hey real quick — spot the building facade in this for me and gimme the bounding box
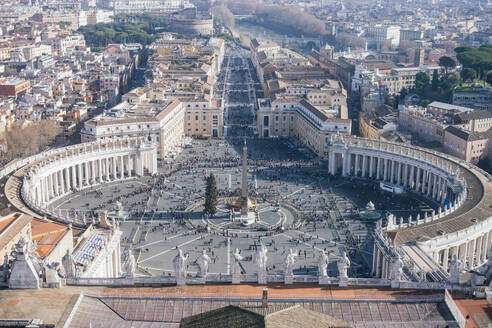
[257,98,351,156]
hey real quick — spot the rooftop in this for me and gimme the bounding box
[0,285,463,328]
[31,219,69,259]
[455,110,492,122]
[429,101,473,113]
[86,100,179,126]
[180,304,351,328]
[0,213,32,254]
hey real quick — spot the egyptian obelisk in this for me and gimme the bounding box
[241,139,248,216]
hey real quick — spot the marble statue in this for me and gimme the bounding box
[44,262,61,287]
[196,249,211,278]
[8,237,40,289]
[124,250,136,278]
[284,248,297,276]
[390,254,403,281]
[0,254,8,282]
[173,249,188,284]
[254,243,268,273]
[254,243,268,284]
[448,255,462,284]
[318,250,329,277]
[231,248,243,276]
[62,249,76,279]
[337,251,350,279]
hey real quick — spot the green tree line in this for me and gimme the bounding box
[78,13,167,47]
[455,45,492,81]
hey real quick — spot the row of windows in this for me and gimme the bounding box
[105,124,151,132]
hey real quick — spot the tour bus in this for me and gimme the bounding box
[379,182,404,194]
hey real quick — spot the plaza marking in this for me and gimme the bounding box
[53,180,150,210]
[282,177,326,200]
[138,234,209,264]
[134,232,186,249]
[279,233,323,252]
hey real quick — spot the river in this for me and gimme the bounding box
[232,20,295,45]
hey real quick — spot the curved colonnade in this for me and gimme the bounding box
[2,135,491,283]
[12,138,157,227]
[326,134,492,276]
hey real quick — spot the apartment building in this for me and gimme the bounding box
[183,99,223,138]
[452,86,492,111]
[379,66,441,95]
[443,126,492,164]
[453,110,492,132]
[0,79,31,99]
[398,105,445,143]
[257,98,351,156]
[81,99,185,158]
[81,93,223,158]
[365,25,400,47]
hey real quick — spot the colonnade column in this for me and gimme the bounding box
[369,156,374,178]
[127,155,132,177]
[59,170,65,195]
[106,158,110,180]
[391,160,395,184]
[53,171,59,196]
[425,172,431,197]
[362,155,367,177]
[480,232,489,263]
[49,174,54,198]
[432,174,438,199]
[91,161,95,184]
[442,248,449,270]
[376,157,381,180]
[383,159,388,181]
[120,156,124,179]
[113,156,117,179]
[78,164,82,188]
[98,159,103,182]
[397,162,402,185]
[84,162,88,186]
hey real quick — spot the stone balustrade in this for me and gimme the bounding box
[65,273,474,293]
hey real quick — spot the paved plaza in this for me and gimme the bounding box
[51,137,436,278]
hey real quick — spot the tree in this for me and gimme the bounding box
[486,71,492,85]
[460,68,477,82]
[439,56,456,75]
[477,157,492,174]
[204,173,218,216]
[454,45,492,80]
[431,69,439,91]
[420,99,430,107]
[2,120,59,162]
[211,5,235,29]
[414,72,430,94]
